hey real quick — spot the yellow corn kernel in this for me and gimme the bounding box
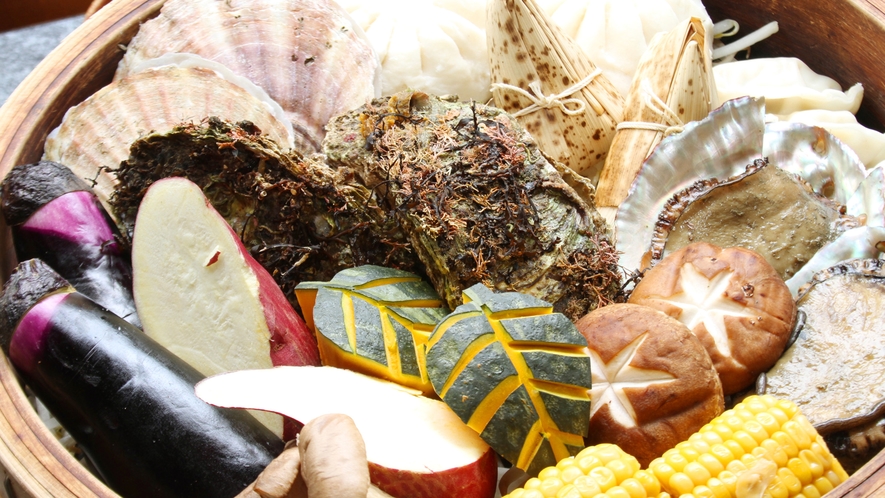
[759,439,789,468]
[634,469,661,496]
[813,475,835,494]
[777,467,803,495]
[732,430,759,452]
[539,466,562,481]
[782,420,812,449]
[560,464,585,484]
[590,466,617,491]
[722,440,746,460]
[709,443,736,467]
[650,460,676,487]
[571,475,602,497]
[503,441,663,498]
[717,470,738,496]
[576,454,603,474]
[683,461,712,485]
[648,396,847,498]
[607,458,637,483]
[538,476,564,497]
[697,453,725,477]
[555,483,581,498]
[771,431,800,459]
[801,484,822,498]
[705,477,731,498]
[664,451,689,472]
[692,484,716,497]
[787,457,813,486]
[525,478,543,490]
[755,411,780,436]
[667,472,696,496]
[619,477,648,498]
[603,487,632,498]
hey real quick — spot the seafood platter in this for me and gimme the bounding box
[1,0,885,496]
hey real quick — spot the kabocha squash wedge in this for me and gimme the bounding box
[425,283,592,476]
[295,265,450,396]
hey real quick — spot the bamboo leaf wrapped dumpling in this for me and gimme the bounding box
[537,0,714,98]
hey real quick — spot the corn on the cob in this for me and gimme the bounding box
[648,394,849,498]
[504,443,667,498]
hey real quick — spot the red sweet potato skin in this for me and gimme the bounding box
[368,447,498,498]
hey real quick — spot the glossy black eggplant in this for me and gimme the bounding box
[0,259,284,498]
[1,160,140,327]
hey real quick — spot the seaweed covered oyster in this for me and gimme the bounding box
[323,91,622,320]
[646,158,853,280]
[111,118,420,306]
[759,259,885,463]
[43,62,295,213]
[116,0,381,153]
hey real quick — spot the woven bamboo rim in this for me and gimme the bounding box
[0,0,884,495]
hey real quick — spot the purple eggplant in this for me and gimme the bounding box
[0,259,284,498]
[1,161,140,327]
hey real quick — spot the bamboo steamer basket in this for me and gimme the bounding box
[0,0,884,496]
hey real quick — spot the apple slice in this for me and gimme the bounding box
[131,177,321,436]
[196,366,498,498]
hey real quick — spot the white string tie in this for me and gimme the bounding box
[616,78,685,137]
[490,68,603,118]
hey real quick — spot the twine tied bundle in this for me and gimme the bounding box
[487,0,624,181]
[595,17,713,225]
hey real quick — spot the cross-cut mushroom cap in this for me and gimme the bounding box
[629,242,796,395]
[575,303,724,467]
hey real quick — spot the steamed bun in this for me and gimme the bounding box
[336,0,491,102]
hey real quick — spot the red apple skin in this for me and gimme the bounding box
[369,447,498,498]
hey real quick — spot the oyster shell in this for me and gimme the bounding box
[42,62,295,213]
[616,95,872,276]
[615,97,763,274]
[762,121,866,206]
[110,118,421,308]
[115,0,381,153]
[646,158,850,280]
[323,91,622,321]
[759,259,885,437]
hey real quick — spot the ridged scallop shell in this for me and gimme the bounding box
[115,0,381,153]
[43,62,295,212]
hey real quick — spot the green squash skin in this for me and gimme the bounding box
[351,295,389,366]
[8,292,283,498]
[426,284,593,474]
[313,286,354,354]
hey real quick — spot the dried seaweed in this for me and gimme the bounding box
[110,118,420,308]
[325,92,623,320]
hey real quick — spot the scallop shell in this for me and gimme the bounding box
[43,62,295,212]
[115,0,381,154]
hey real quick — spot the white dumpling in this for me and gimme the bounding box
[336,0,491,102]
[781,109,885,169]
[537,0,713,97]
[714,57,863,115]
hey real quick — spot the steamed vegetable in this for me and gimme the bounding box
[0,160,140,327]
[0,259,284,498]
[131,177,321,436]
